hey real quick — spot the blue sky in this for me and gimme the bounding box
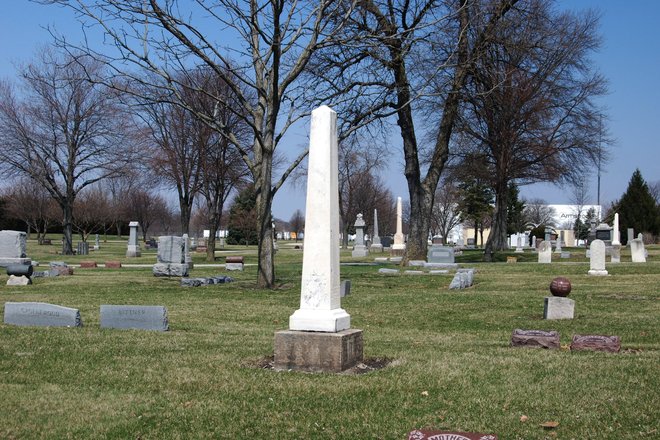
[1,0,658,221]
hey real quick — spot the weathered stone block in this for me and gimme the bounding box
[543,296,575,320]
[571,334,620,353]
[511,329,560,349]
[79,261,97,268]
[4,302,82,327]
[152,263,189,277]
[100,305,168,331]
[6,275,31,286]
[105,261,122,269]
[273,328,363,373]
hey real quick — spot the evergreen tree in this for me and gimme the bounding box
[615,169,660,243]
[457,178,494,246]
[226,186,259,246]
[506,183,526,235]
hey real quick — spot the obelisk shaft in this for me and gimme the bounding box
[289,106,350,332]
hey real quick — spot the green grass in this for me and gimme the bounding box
[0,240,658,439]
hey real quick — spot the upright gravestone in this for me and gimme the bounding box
[351,213,369,257]
[531,235,537,252]
[587,239,608,276]
[0,230,31,268]
[630,233,646,263]
[153,236,189,277]
[626,228,634,246]
[370,209,383,253]
[126,221,141,257]
[427,242,455,266]
[76,241,89,255]
[392,197,406,252]
[275,106,362,373]
[183,233,193,269]
[514,235,524,253]
[544,227,552,242]
[610,213,621,263]
[554,231,563,253]
[538,240,551,264]
[94,234,100,251]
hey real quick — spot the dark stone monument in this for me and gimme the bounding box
[408,430,498,440]
[511,329,560,349]
[76,241,89,255]
[570,334,621,353]
[549,277,571,297]
[4,302,82,327]
[100,305,169,331]
[340,279,351,297]
[225,255,244,271]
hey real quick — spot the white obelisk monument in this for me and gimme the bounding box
[275,106,363,372]
[289,106,350,332]
[392,197,406,251]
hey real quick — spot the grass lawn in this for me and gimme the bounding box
[0,239,658,439]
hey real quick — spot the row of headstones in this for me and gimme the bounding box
[537,237,647,268]
[3,302,169,331]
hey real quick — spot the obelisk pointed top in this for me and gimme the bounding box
[313,105,336,115]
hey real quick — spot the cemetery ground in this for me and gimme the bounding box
[0,240,658,439]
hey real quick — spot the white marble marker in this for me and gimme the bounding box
[392,197,406,250]
[289,106,350,332]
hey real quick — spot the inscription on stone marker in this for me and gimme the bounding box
[100,305,169,331]
[4,302,82,327]
[408,430,498,440]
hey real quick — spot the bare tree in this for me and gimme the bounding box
[124,189,170,242]
[2,180,59,243]
[523,199,556,227]
[72,186,112,242]
[455,1,607,259]
[314,0,519,263]
[0,49,137,254]
[289,210,305,242]
[649,181,660,205]
[45,0,353,287]
[431,180,462,244]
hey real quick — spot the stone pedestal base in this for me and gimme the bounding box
[544,297,575,320]
[289,308,350,332]
[587,269,608,276]
[126,245,141,258]
[390,248,405,256]
[153,263,189,277]
[274,328,363,373]
[611,245,621,263]
[351,246,369,257]
[370,244,383,253]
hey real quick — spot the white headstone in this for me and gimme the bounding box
[626,228,634,245]
[370,209,383,252]
[352,214,369,257]
[538,241,551,263]
[0,230,31,267]
[514,235,524,253]
[126,221,141,257]
[588,239,608,275]
[289,106,350,332]
[611,213,621,246]
[630,234,646,263]
[392,197,405,250]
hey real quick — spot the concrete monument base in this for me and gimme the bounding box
[126,245,141,258]
[370,244,383,253]
[351,246,369,258]
[543,297,575,320]
[587,269,609,276]
[274,328,363,373]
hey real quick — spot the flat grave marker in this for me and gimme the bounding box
[100,305,169,331]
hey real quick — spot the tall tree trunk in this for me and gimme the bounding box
[255,152,275,288]
[406,186,434,262]
[62,203,74,255]
[484,179,509,261]
[206,206,220,262]
[179,195,192,235]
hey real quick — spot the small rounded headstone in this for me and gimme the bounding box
[549,277,571,297]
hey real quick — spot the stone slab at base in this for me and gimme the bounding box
[289,308,350,332]
[511,329,560,349]
[587,269,609,276]
[370,244,383,253]
[571,334,621,353]
[273,328,363,373]
[0,258,32,268]
[544,296,575,320]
